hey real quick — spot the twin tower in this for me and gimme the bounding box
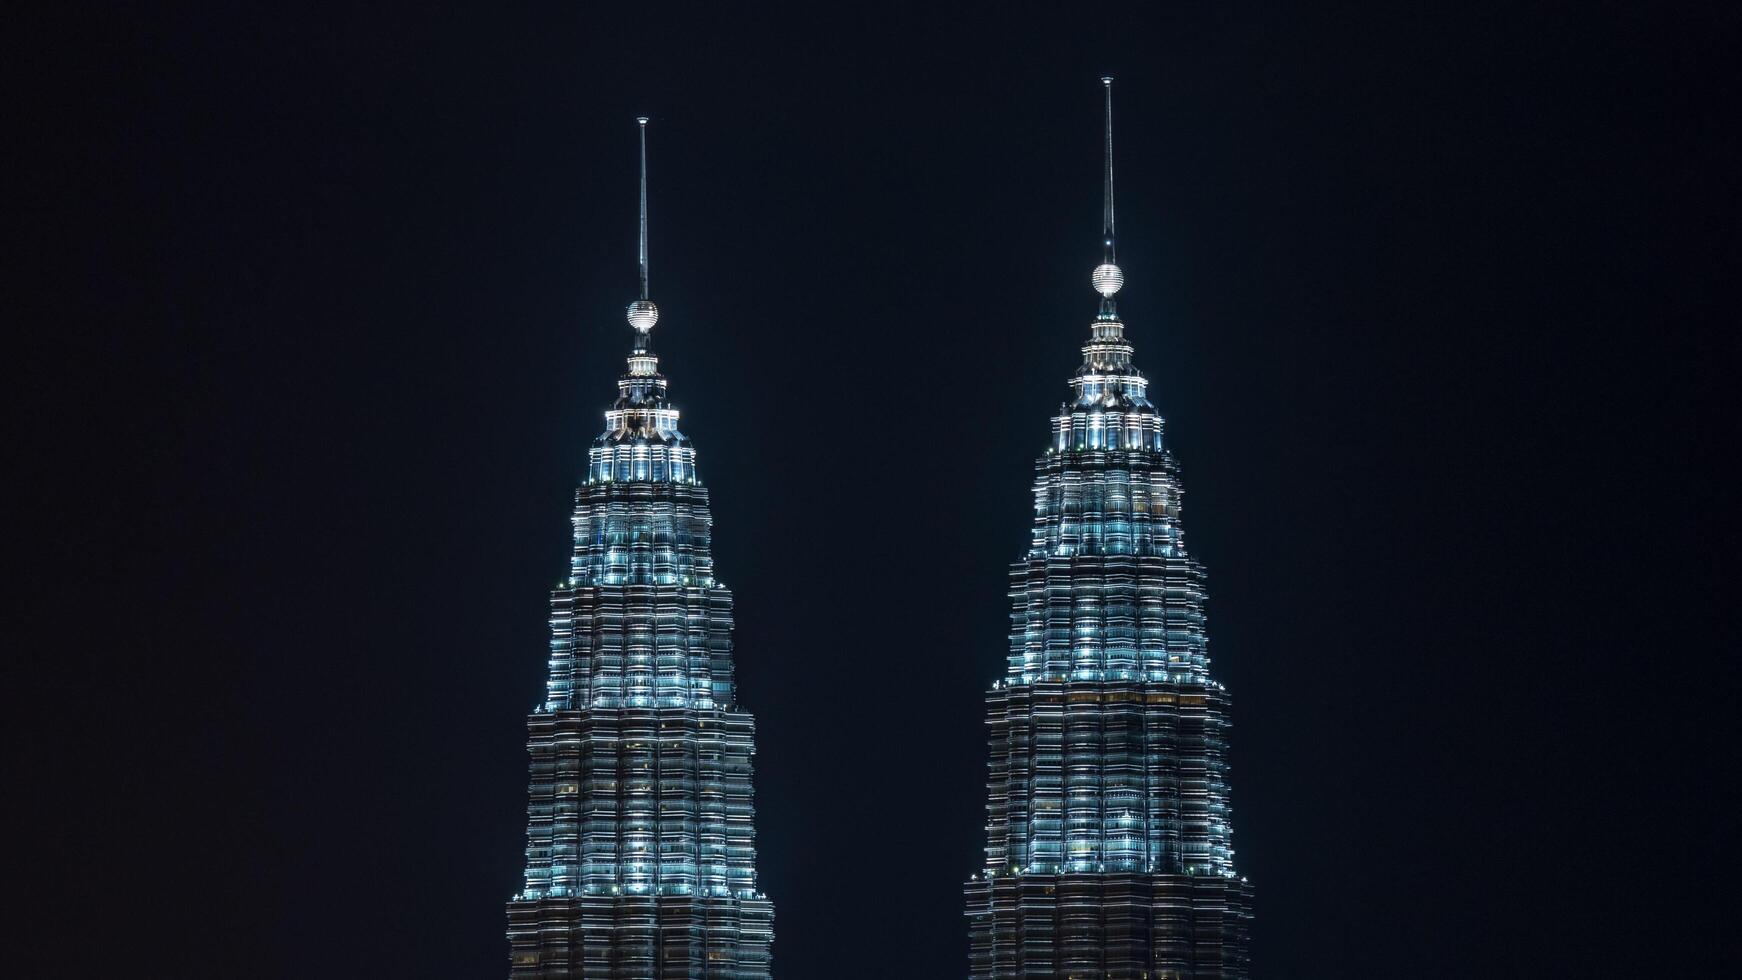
[505,80,1253,979]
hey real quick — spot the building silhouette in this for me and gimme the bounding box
[965,79,1253,979]
[507,119,774,979]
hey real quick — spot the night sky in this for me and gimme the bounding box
[14,3,1735,978]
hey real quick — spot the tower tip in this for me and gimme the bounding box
[1095,77,1121,305]
[634,116,652,311]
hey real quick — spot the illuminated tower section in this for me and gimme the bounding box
[965,79,1252,979]
[507,118,774,979]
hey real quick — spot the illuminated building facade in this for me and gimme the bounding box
[507,119,774,978]
[964,80,1252,978]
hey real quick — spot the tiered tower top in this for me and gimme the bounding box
[1062,76,1160,449]
[591,117,697,485]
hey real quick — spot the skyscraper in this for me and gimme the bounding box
[507,119,775,979]
[964,80,1253,978]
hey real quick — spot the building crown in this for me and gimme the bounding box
[590,116,696,484]
[1066,77,1154,423]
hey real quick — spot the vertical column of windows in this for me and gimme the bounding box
[582,721,620,889]
[983,685,1013,872]
[657,714,700,893]
[1102,685,1144,871]
[617,715,658,892]
[696,716,729,896]
[1027,682,1064,871]
[721,711,758,896]
[1063,690,1104,870]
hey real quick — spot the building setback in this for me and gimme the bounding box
[507,119,774,979]
[965,79,1253,978]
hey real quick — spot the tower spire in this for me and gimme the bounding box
[626,116,659,339]
[637,116,649,301]
[1102,75,1115,263]
[1091,77,1125,314]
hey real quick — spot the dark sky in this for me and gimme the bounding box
[14,2,1736,978]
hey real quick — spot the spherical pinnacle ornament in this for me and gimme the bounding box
[627,299,659,332]
[1092,263,1124,297]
